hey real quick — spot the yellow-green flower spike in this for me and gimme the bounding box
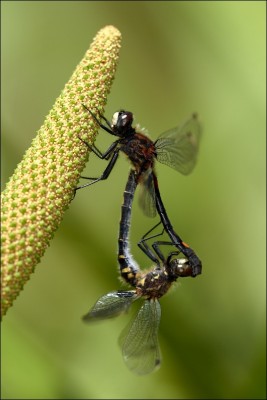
[1,25,122,318]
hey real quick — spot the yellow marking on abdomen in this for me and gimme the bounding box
[122,267,131,273]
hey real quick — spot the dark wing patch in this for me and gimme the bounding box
[138,169,157,218]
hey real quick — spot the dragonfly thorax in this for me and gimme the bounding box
[136,268,172,300]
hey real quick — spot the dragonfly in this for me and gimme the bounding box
[75,105,202,276]
[83,169,195,375]
[76,106,202,276]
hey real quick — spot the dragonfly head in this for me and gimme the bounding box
[112,110,134,136]
[169,258,193,278]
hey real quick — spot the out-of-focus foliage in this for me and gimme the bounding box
[1,1,265,399]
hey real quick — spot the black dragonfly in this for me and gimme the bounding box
[83,169,195,375]
[77,106,202,276]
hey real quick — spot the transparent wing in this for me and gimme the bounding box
[138,169,157,218]
[155,113,202,175]
[82,290,138,322]
[119,299,161,375]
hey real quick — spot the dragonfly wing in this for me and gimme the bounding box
[83,290,138,321]
[119,299,161,375]
[155,113,202,175]
[138,169,157,218]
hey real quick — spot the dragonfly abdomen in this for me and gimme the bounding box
[118,170,140,286]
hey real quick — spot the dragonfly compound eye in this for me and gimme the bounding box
[170,258,193,278]
[112,110,133,130]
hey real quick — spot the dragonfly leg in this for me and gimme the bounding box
[75,149,119,192]
[138,221,165,264]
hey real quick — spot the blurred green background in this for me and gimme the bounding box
[1,1,266,399]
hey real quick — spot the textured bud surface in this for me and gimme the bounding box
[1,25,121,317]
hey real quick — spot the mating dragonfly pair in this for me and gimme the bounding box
[76,106,202,375]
